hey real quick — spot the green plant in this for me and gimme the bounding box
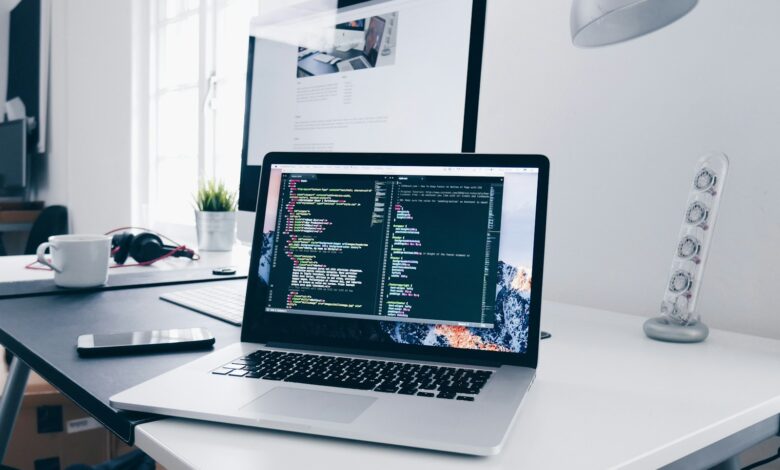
[194,179,237,212]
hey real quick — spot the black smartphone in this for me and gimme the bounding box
[77,327,215,357]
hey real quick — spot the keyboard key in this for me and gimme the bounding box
[228,370,248,377]
[211,368,232,375]
[456,396,475,401]
[417,392,435,397]
[437,391,456,399]
[262,374,285,381]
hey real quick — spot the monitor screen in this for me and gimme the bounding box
[0,119,26,192]
[255,162,540,355]
[238,0,487,213]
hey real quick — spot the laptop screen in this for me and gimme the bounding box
[254,161,541,356]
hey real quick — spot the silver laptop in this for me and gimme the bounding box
[111,152,549,456]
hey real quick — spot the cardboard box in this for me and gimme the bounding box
[1,348,143,470]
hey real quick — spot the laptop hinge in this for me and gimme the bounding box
[264,342,502,368]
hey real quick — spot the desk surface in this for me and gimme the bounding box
[0,279,245,443]
[134,302,780,470]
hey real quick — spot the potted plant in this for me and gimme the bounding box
[194,180,237,251]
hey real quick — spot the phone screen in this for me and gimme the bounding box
[90,328,213,347]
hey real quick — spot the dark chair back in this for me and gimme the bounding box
[24,205,69,255]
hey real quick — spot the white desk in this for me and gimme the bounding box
[133,302,780,469]
[0,245,251,284]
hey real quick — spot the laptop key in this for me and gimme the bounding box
[262,374,286,381]
[211,368,232,375]
[456,396,475,401]
[229,370,248,377]
[417,392,435,397]
[437,391,456,399]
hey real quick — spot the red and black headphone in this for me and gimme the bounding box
[108,228,198,266]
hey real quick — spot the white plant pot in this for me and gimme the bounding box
[195,211,236,251]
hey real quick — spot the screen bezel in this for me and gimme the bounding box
[242,152,549,369]
[238,0,488,212]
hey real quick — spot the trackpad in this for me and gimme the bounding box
[240,387,376,424]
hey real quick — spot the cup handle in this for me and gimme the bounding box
[36,242,62,273]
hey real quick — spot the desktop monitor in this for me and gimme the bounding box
[0,119,27,195]
[236,0,487,242]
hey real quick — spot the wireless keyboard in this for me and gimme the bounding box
[160,282,246,326]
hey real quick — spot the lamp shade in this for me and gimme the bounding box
[571,0,698,47]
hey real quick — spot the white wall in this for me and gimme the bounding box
[37,0,134,234]
[477,0,780,338]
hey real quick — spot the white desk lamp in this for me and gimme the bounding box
[571,0,698,47]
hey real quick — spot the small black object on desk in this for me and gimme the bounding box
[212,267,237,275]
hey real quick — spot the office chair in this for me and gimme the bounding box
[24,205,69,255]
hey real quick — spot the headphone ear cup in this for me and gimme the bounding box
[111,233,134,265]
[129,233,166,263]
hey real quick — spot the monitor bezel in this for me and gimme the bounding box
[238,0,488,212]
[242,152,548,369]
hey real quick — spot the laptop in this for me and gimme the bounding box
[337,16,386,72]
[110,152,549,456]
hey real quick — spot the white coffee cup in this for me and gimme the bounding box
[36,235,112,288]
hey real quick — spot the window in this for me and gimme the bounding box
[147,0,264,233]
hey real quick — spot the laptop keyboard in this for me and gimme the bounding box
[212,350,492,401]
